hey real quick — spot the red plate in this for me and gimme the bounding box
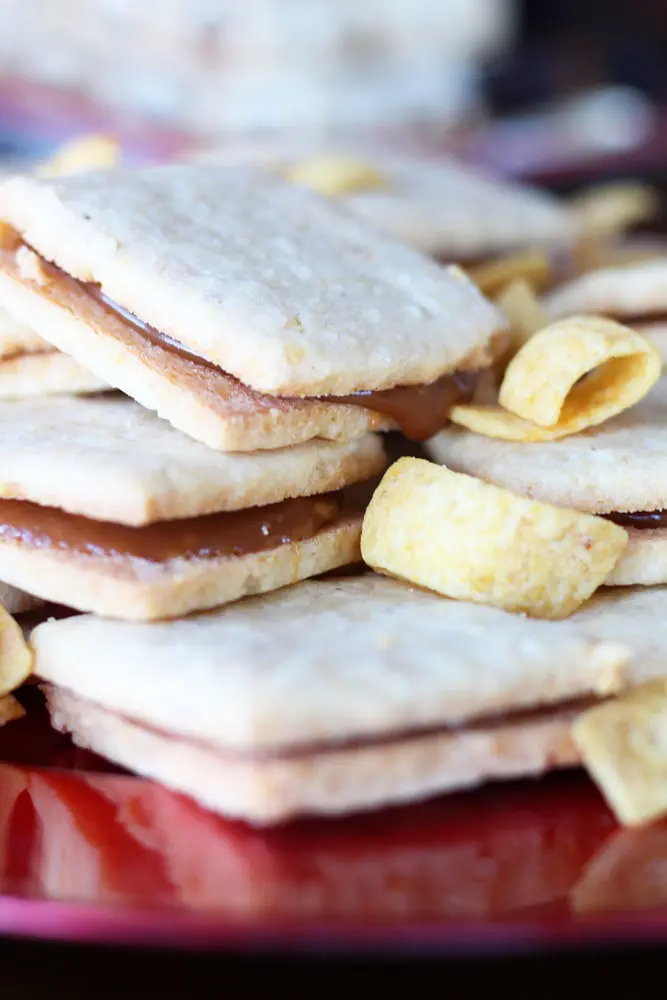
[3,689,667,956]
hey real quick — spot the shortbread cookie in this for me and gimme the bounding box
[32,574,630,822]
[0,301,106,398]
[0,501,365,620]
[428,378,667,586]
[545,259,667,321]
[0,166,505,449]
[195,142,578,259]
[0,395,385,524]
[0,304,47,358]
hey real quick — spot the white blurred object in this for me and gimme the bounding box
[472,86,658,175]
[0,0,516,135]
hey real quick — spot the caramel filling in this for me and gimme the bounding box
[32,251,480,442]
[604,510,667,530]
[617,312,667,326]
[0,491,353,563]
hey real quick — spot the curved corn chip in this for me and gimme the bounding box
[0,603,33,697]
[37,133,122,178]
[452,316,661,442]
[361,457,627,620]
[500,316,661,427]
[572,680,667,827]
[570,181,660,238]
[467,249,552,298]
[0,694,23,725]
[283,154,388,196]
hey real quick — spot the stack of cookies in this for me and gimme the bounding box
[1,145,665,831]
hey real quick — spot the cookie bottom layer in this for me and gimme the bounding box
[0,514,363,620]
[44,685,581,825]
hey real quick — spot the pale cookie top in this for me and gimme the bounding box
[0,303,47,358]
[428,378,667,514]
[196,141,578,257]
[0,396,385,525]
[31,574,628,753]
[545,259,667,320]
[0,165,506,396]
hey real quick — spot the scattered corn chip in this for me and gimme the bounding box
[361,457,627,620]
[571,181,660,238]
[467,249,552,298]
[572,680,667,827]
[0,603,33,697]
[451,316,661,442]
[0,694,23,725]
[495,279,548,345]
[492,278,549,377]
[37,133,122,177]
[283,154,388,196]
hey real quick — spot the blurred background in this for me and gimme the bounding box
[1,0,667,187]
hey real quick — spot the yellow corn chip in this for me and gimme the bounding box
[37,133,122,177]
[0,694,24,725]
[0,604,33,697]
[361,457,627,620]
[452,316,661,442]
[571,181,660,238]
[572,680,667,827]
[491,278,549,378]
[467,249,552,298]
[283,154,388,196]
[495,279,548,345]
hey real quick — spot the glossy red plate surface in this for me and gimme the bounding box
[3,689,667,955]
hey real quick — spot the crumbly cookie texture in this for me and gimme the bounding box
[427,378,667,515]
[0,165,505,396]
[0,256,394,451]
[196,141,578,257]
[0,395,385,524]
[31,574,628,753]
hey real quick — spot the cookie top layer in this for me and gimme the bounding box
[196,141,578,257]
[0,395,385,525]
[0,165,505,396]
[31,573,628,752]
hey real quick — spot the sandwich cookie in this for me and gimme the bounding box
[428,378,667,586]
[0,396,385,620]
[0,303,106,399]
[0,165,506,451]
[194,141,578,264]
[545,258,667,365]
[31,574,629,824]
